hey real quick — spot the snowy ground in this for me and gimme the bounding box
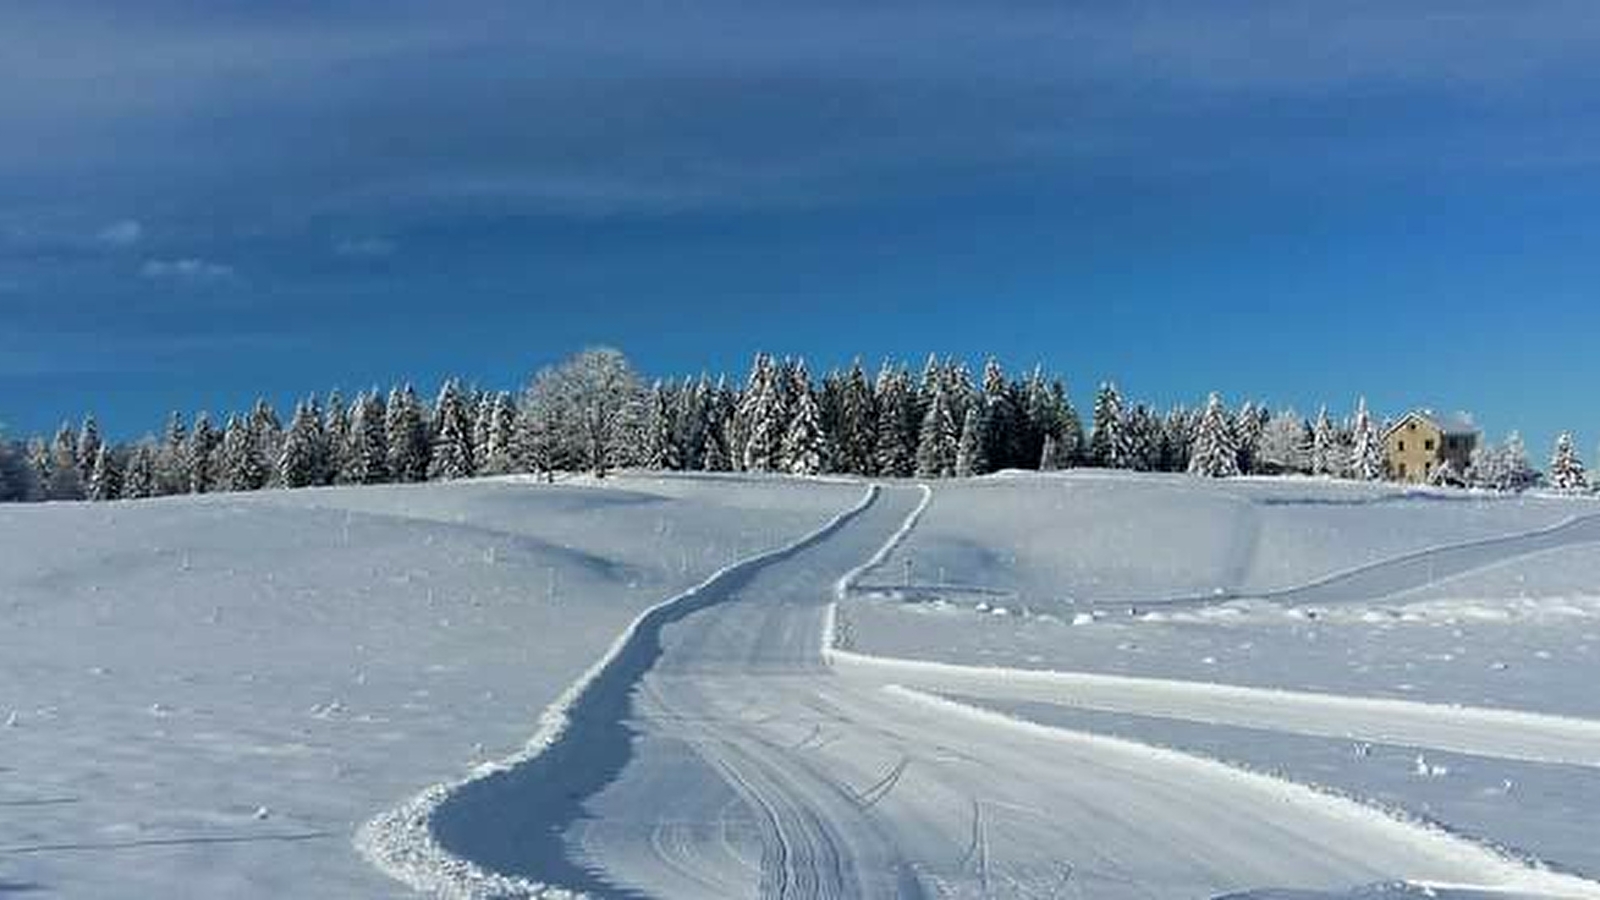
[5,470,1600,898]
[0,473,860,898]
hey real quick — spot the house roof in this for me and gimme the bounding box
[1385,409,1479,437]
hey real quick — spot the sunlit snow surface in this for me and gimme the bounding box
[4,470,1599,898]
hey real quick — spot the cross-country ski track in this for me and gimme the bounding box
[360,483,1600,900]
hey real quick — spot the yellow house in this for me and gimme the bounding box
[1384,410,1478,483]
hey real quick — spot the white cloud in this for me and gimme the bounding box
[333,236,396,258]
[139,257,234,281]
[96,219,143,247]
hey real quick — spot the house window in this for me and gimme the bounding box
[1425,439,1435,451]
[1399,463,1408,478]
[1398,440,1406,451]
[1408,422,1417,431]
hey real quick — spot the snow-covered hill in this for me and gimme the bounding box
[4,471,1599,898]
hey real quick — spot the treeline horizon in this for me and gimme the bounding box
[0,347,1590,503]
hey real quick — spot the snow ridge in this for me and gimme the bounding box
[355,483,880,899]
[884,685,1600,900]
[822,482,932,661]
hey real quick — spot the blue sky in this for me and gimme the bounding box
[3,2,1599,456]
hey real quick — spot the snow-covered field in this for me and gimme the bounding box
[0,474,860,898]
[5,470,1600,898]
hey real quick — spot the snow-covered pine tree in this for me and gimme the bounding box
[1500,431,1538,492]
[1349,398,1385,481]
[157,411,188,495]
[76,415,102,485]
[469,391,493,471]
[322,391,351,485]
[187,413,220,493]
[1089,383,1127,468]
[88,444,122,501]
[1187,392,1241,478]
[248,400,283,486]
[342,392,389,484]
[481,391,518,475]
[955,406,988,478]
[221,415,266,492]
[279,400,324,489]
[914,382,959,478]
[122,443,158,499]
[980,358,1019,471]
[22,437,51,501]
[1052,380,1083,467]
[675,377,708,472]
[430,379,475,480]
[1311,406,1339,476]
[836,360,878,476]
[701,377,735,473]
[739,357,785,472]
[782,364,827,476]
[1018,367,1056,471]
[0,433,41,502]
[1549,432,1589,491]
[944,362,977,434]
[644,381,682,471]
[1124,404,1161,472]
[1233,403,1267,475]
[48,423,85,500]
[383,385,430,482]
[873,364,917,477]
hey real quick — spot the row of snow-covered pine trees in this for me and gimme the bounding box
[0,347,1589,503]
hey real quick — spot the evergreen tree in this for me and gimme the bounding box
[955,406,988,478]
[248,400,283,486]
[323,391,351,485]
[187,413,220,494]
[836,360,878,475]
[76,415,102,485]
[1349,398,1385,481]
[781,366,827,476]
[279,400,325,489]
[980,358,1019,470]
[675,376,709,472]
[1052,380,1083,466]
[914,382,958,478]
[1160,407,1194,473]
[157,411,189,495]
[701,377,735,473]
[88,444,122,501]
[1187,392,1240,478]
[739,355,785,472]
[430,379,475,480]
[48,423,85,500]
[1089,383,1129,468]
[221,415,267,492]
[1311,406,1340,476]
[481,391,517,475]
[873,364,917,477]
[1549,432,1589,492]
[1500,431,1538,492]
[644,381,682,471]
[1234,402,1267,475]
[385,385,432,482]
[1124,404,1161,472]
[1429,457,1466,488]
[344,392,390,484]
[0,435,41,502]
[122,444,158,499]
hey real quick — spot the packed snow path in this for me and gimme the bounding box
[403,484,1598,900]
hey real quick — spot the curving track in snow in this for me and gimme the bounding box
[368,484,1600,900]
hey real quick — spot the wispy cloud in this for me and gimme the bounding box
[140,257,235,282]
[96,219,142,247]
[332,236,395,258]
